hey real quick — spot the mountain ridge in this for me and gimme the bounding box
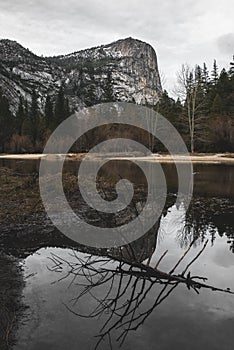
[0,37,162,113]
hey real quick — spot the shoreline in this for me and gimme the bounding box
[0,153,234,164]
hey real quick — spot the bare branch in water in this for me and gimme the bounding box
[48,240,234,349]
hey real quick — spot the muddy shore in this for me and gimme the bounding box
[0,254,25,350]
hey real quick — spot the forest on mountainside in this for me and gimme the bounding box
[0,57,233,154]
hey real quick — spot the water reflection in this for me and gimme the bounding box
[1,159,234,198]
[0,159,233,349]
[12,194,234,349]
[47,237,234,349]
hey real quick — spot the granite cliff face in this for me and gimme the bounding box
[0,37,162,113]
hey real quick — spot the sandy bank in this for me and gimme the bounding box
[0,153,233,164]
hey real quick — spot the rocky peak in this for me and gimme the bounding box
[0,37,162,113]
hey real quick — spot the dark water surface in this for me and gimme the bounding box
[0,159,234,350]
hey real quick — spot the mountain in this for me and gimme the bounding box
[0,37,162,113]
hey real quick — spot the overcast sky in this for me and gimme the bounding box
[0,0,233,94]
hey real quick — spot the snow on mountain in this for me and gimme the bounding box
[0,37,162,113]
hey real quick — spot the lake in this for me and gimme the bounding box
[0,158,234,350]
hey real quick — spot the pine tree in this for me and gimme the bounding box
[54,87,66,126]
[22,90,43,148]
[211,94,222,114]
[30,90,40,146]
[195,65,202,83]
[103,71,114,102]
[44,95,54,130]
[217,69,231,95]
[211,59,219,85]
[85,84,98,107]
[24,99,29,119]
[202,63,209,84]
[201,62,210,94]
[228,56,234,114]
[15,96,25,135]
[229,55,234,76]
[0,90,14,152]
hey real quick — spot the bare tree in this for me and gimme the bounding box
[175,64,205,153]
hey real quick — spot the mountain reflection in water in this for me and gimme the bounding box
[0,159,233,350]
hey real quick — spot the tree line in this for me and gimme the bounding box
[0,56,233,153]
[0,87,70,153]
[156,57,234,152]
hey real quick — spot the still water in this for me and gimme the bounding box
[0,159,234,350]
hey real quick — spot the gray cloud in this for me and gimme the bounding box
[0,0,233,92]
[217,33,234,54]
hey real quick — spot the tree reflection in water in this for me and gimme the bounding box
[47,165,234,349]
[48,235,234,350]
[173,197,234,251]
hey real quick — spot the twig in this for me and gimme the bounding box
[154,250,168,269]
[182,239,209,275]
[169,237,198,274]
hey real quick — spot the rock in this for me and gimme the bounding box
[0,37,162,113]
